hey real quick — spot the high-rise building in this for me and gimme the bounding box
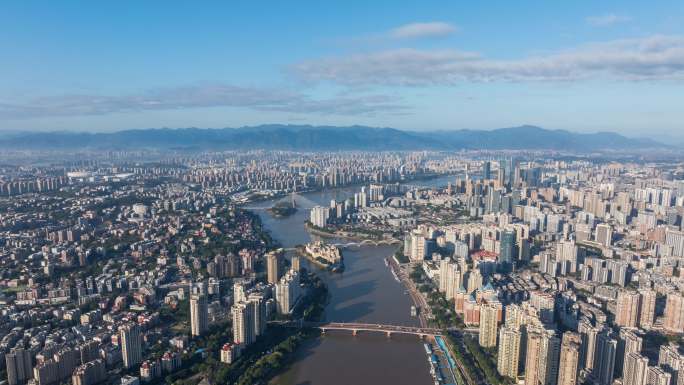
[557,332,581,385]
[232,301,255,346]
[639,289,657,328]
[665,292,684,333]
[190,294,209,337]
[266,251,281,285]
[499,229,517,269]
[646,366,672,385]
[479,303,499,348]
[525,328,544,385]
[120,323,143,369]
[483,161,492,180]
[623,352,649,385]
[6,347,33,385]
[310,206,330,228]
[409,231,427,261]
[538,329,561,385]
[72,359,106,385]
[593,332,617,385]
[439,259,461,300]
[616,290,641,328]
[497,326,521,379]
[578,320,600,372]
[595,224,613,247]
[276,270,301,315]
[248,293,266,337]
[617,329,643,378]
[291,255,301,272]
[467,270,484,293]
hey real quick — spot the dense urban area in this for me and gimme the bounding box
[2,149,684,385]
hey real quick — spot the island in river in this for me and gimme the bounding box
[268,200,298,217]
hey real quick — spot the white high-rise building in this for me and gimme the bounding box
[232,301,255,346]
[310,206,330,228]
[276,270,301,315]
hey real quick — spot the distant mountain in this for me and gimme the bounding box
[0,125,664,152]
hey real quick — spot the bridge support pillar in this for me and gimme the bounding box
[321,328,326,335]
[386,331,392,338]
[352,329,358,336]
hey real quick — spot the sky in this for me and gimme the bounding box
[1,0,683,139]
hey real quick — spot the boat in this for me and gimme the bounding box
[411,305,418,317]
[384,257,389,266]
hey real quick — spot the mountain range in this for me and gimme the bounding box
[0,125,664,152]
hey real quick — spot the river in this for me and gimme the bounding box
[247,175,456,385]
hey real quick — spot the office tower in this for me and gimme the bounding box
[646,366,672,385]
[593,332,617,385]
[639,289,656,328]
[624,352,649,385]
[497,326,521,378]
[309,206,330,228]
[267,251,280,284]
[665,292,684,333]
[595,224,613,247]
[190,294,208,337]
[276,270,301,314]
[120,323,143,369]
[525,328,544,385]
[483,161,491,180]
[499,229,516,268]
[616,290,641,328]
[232,301,255,346]
[538,330,561,385]
[557,332,581,385]
[617,329,643,378]
[291,255,301,272]
[6,347,33,385]
[479,303,499,347]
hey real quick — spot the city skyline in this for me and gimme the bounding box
[1,1,683,139]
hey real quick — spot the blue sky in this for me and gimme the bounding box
[1,1,683,139]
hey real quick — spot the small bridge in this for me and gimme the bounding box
[275,320,442,338]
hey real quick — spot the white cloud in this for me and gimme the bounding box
[0,84,409,120]
[389,22,458,39]
[292,35,684,85]
[586,13,632,27]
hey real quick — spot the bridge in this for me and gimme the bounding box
[274,320,443,338]
[245,192,320,211]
